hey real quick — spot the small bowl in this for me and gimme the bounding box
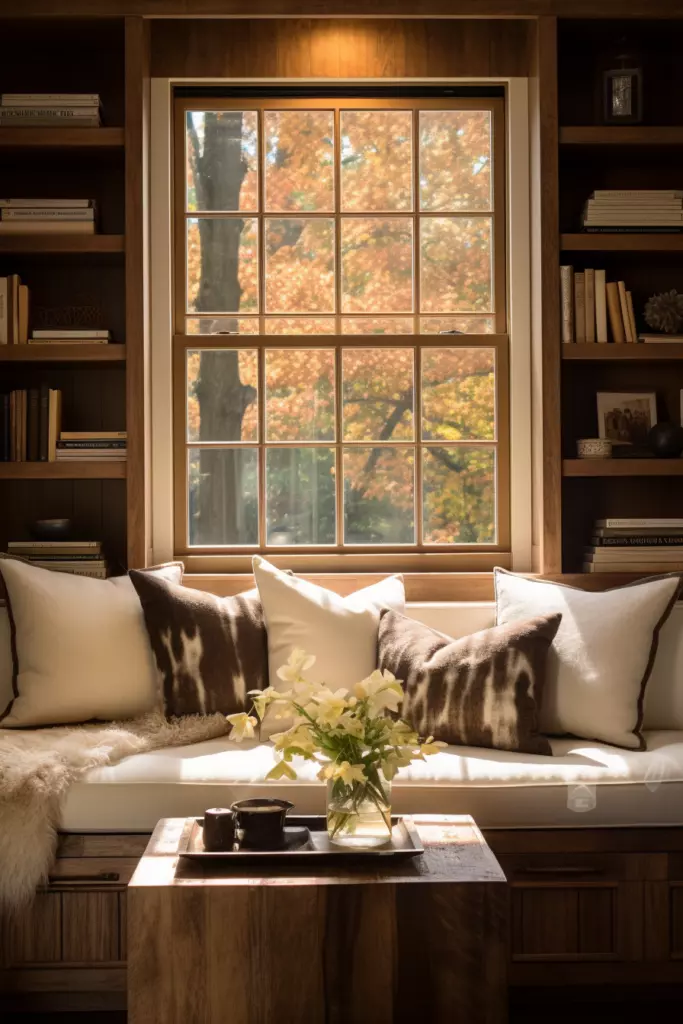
[577,438,612,459]
[29,518,73,541]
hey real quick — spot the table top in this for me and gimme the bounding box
[129,815,506,890]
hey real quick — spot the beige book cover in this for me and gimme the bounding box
[574,272,585,342]
[584,268,596,342]
[595,270,608,343]
[617,281,633,342]
[605,282,625,343]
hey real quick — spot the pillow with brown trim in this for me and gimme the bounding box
[377,608,562,755]
[0,557,184,728]
[494,568,681,751]
[129,570,268,718]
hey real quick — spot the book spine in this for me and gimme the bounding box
[618,281,633,342]
[57,440,127,449]
[584,268,596,343]
[584,226,683,233]
[605,282,625,343]
[27,389,40,462]
[0,107,99,119]
[1,208,95,221]
[61,431,126,439]
[32,329,109,339]
[0,277,6,345]
[20,389,26,461]
[9,542,101,551]
[560,266,574,343]
[592,190,683,199]
[22,554,105,562]
[38,384,49,462]
[18,284,28,344]
[626,291,638,343]
[601,518,683,528]
[1,94,100,106]
[595,270,608,343]
[592,535,683,547]
[573,273,585,342]
[0,199,93,209]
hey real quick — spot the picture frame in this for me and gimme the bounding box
[596,392,657,446]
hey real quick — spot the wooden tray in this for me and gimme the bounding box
[177,815,424,861]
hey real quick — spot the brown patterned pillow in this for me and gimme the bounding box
[377,609,562,755]
[129,570,268,718]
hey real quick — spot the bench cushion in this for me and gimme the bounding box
[61,729,683,832]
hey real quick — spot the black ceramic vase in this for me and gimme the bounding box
[648,422,683,458]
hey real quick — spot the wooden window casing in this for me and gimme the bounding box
[172,92,509,574]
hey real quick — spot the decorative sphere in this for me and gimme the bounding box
[647,422,683,458]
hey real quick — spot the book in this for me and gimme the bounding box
[21,553,105,562]
[605,282,625,343]
[57,440,127,449]
[0,277,6,345]
[1,94,101,107]
[38,384,49,462]
[583,561,683,573]
[8,540,101,552]
[27,388,39,461]
[626,291,637,344]
[584,268,595,343]
[30,565,108,579]
[32,329,110,339]
[592,190,683,200]
[18,284,28,344]
[639,334,683,343]
[584,226,683,234]
[617,281,633,342]
[48,390,62,461]
[595,270,608,343]
[592,534,683,546]
[560,266,574,343]
[1,208,95,221]
[28,559,107,569]
[6,274,19,345]
[28,339,108,345]
[596,518,683,528]
[0,107,100,119]
[573,272,585,342]
[61,430,126,439]
[0,199,93,209]
[0,221,95,235]
[585,546,683,561]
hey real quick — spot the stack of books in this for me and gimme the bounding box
[0,274,29,343]
[560,267,637,343]
[583,518,683,573]
[582,190,683,233]
[6,540,108,579]
[0,387,61,462]
[0,199,96,235]
[56,431,127,463]
[29,328,111,345]
[0,94,102,128]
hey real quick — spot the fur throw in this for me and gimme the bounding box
[0,711,229,910]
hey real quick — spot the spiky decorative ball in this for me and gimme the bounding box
[644,290,683,334]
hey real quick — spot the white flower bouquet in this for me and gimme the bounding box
[227,649,445,847]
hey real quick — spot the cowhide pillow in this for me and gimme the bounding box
[377,608,562,755]
[129,570,268,718]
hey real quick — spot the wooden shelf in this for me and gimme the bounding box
[560,126,683,146]
[0,462,126,480]
[563,458,683,477]
[561,233,683,252]
[0,235,124,255]
[563,343,683,360]
[0,127,124,149]
[0,344,125,363]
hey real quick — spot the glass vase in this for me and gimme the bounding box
[326,771,392,849]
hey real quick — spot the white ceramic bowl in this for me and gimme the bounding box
[577,438,613,459]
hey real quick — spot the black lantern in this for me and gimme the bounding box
[603,40,643,124]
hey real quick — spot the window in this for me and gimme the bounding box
[173,93,509,571]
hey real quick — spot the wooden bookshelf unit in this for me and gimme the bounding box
[557,17,683,572]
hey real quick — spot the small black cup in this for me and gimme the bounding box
[231,798,294,850]
[203,807,236,851]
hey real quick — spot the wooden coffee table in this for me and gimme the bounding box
[128,815,508,1024]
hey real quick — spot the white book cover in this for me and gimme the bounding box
[0,199,92,208]
[595,270,608,343]
[0,277,6,345]
[1,208,95,220]
[1,94,100,106]
[32,329,110,339]
[584,268,596,343]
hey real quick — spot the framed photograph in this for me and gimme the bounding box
[597,392,657,446]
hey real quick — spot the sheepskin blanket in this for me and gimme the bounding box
[0,711,229,910]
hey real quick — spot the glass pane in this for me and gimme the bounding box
[342,318,413,335]
[419,110,492,212]
[264,110,334,213]
[187,218,258,314]
[265,318,336,335]
[422,446,495,544]
[186,111,259,213]
[422,348,495,441]
[266,447,336,546]
[186,317,259,335]
[342,349,414,442]
[344,447,415,545]
[340,110,413,212]
[188,447,258,546]
[420,217,492,314]
[265,218,335,314]
[420,316,495,335]
[187,349,258,443]
[266,349,335,442]
[341,218,413,314]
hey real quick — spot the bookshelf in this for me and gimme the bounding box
[557,17,683,573]
[0,16,148,570]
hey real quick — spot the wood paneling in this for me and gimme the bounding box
[125,16,151,568]
[62,892,120,963]
[151,18,535,78]
[1,893,62,965]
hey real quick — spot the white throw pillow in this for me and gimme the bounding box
[0,559,184,728]
[494,568,680,750]
[253,556,405,735]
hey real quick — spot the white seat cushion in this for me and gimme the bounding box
[61,730,683,832]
